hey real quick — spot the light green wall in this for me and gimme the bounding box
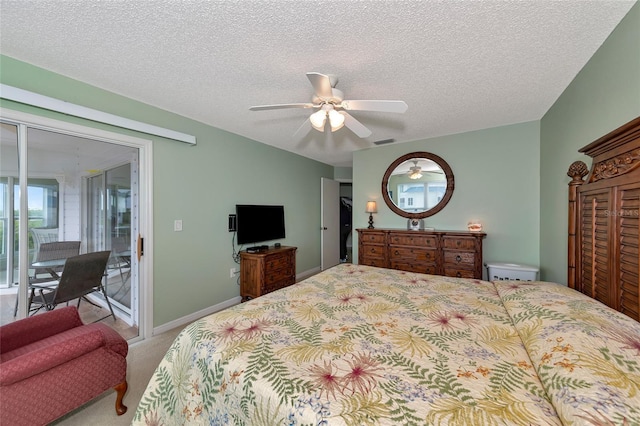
[334,167,353,181]
[540,2,640,284]
[0,55,334,327]
[353,121,541,274]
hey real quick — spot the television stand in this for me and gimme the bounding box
[240,246,297,301]
[246,244,269,253]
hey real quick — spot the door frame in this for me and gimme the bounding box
[1,108,154,341]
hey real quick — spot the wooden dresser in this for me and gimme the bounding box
[240,246,297,301]
[357,229,486,279]
[568,116,640,321]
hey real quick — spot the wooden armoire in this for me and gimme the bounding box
[567,116,640,321]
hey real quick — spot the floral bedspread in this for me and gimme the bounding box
[133,264,640,425]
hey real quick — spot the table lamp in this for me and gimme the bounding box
[366,201,377,229]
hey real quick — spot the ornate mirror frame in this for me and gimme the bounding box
[381,151,455,219]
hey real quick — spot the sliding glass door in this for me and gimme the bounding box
[0,176,60,289]
[0,120,140,338]
[87,162,137,321]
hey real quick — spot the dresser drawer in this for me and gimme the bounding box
[360,231,386,243]
[443,268,476,279]
[443,251,476,268]
[263,275,295,294]
[361,257,387,268]
[265,266,295,285]
[389,247,436,262]
[266,253,293,270]
[389,234,437,248]
[360,244,386,259]
[442,237,476,250]
[390,261,437,275]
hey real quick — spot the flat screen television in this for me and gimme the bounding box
[235,204,285,246]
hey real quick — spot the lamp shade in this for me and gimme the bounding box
[310,110,327,130]
[328,109,345,131]
[310,105,346,133]
[408,161,422,179]
[365,201,377,213]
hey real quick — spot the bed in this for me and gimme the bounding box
[133,263,640,425]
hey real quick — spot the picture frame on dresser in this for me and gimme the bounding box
[407,218,423,230]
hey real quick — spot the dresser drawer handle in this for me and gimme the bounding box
[456,271,462,278]
[370,248,376,253]
[394,250,400,255]
[456,255,462,262]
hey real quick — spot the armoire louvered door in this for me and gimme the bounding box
[578,188,613,307]
[616,184,640,320]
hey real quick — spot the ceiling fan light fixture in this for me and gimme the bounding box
[310,109,327,131]
[408,161,422,179]
[328,110,345,131]
[250,72,407,139]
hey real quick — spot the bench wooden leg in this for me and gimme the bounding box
[114,380,128,415]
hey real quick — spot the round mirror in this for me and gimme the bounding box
[381,151,454,219]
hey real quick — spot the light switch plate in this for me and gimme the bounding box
[174,219,183,231]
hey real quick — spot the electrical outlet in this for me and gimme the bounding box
[230,267,237,278]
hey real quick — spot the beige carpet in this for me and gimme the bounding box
[52,326,184,426]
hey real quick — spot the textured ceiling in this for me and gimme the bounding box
[0,1,635,167]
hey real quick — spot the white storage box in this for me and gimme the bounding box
[485,262,539,281]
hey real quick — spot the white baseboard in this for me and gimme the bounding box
[153,296,242,336]
[297,266,321,281]
[152,266,321,336]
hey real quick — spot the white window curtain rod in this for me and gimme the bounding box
[0,84,196,145]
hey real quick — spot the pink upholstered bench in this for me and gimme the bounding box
[0,306,128,425]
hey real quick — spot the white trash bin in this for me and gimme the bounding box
[485,262,539,281]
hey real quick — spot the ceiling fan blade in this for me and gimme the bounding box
[340,100,408,113]
[250,103,315,111]
[292,117,313,139]
[306,72,333,99]
[341,112,372,138]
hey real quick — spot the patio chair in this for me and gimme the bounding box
[109,237,131,288]
[31,240,81,281]
[30,250,117,322]
[30,227,59,261]
[13,241,81,317]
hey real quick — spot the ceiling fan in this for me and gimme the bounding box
[398,159,444,179]
[249,72,408,139]
[408,161,423,180]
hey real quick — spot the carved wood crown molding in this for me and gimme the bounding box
[590,148,640,182]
